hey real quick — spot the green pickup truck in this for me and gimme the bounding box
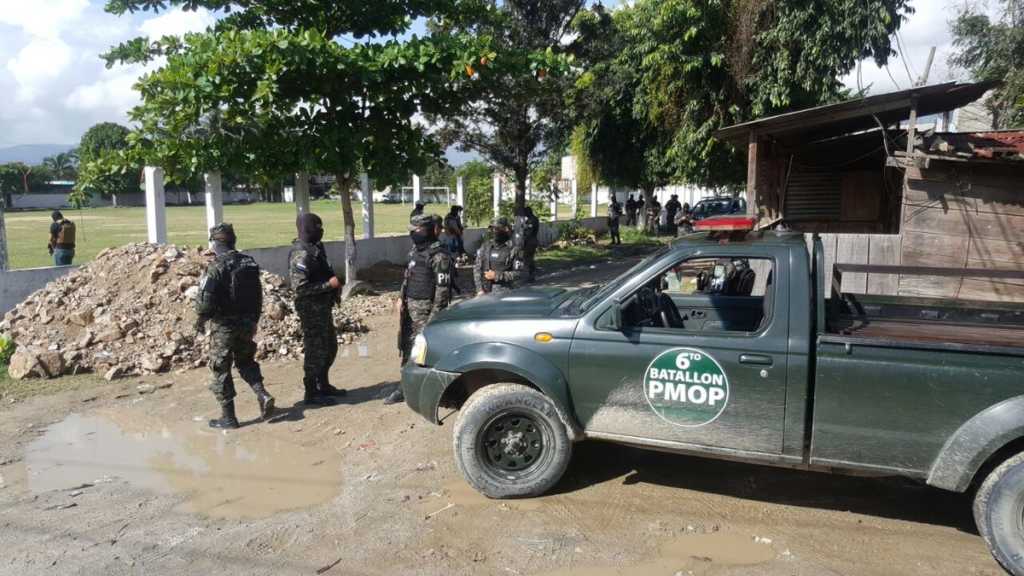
[401,226,1024,574]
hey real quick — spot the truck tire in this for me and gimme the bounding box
[974,452,1024,576]
[453,383,572,499]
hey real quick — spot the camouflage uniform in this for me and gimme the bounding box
[400,241,453,365]
[289,239,339,398]
[196,250,266,406]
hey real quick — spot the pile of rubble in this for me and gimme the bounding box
[0,243,394,381]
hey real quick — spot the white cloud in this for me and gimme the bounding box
[0,2,217,148]
[139,7,215,38]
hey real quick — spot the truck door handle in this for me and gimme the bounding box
[739,354,773,366]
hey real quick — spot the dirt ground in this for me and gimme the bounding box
[0,253,1004,576]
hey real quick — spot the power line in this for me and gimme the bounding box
[894,31,916,86]
[884,64,903,91]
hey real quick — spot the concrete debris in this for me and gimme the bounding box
[1,243,392,380]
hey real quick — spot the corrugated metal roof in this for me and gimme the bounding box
[716,81,999,146]
[923,130,1024,161]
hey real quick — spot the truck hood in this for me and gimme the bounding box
[433,287,569,322]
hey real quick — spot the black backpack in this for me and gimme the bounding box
[225,254,263,319]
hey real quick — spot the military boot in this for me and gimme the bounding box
[317,372,347,397]
[303,377,334,406]
[251,383,276,420]
[383,387,405,405]
[209,402,239,429]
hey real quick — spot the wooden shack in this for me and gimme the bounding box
[716,82,1024,302]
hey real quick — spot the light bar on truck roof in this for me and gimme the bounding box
[693,215,757,232]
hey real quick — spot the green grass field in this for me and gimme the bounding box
[5,201,590,269]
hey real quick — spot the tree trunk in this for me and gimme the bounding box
[0,197,8,271]
[514,170,528,213]
[641,187,655,231]
[337,173,358,285]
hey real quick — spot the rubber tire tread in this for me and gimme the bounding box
[974,451,1024,576]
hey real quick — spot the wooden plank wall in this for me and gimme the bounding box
[901,164,1024,302]
[808,234,902,296]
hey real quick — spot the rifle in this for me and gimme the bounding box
[397,281,411,363]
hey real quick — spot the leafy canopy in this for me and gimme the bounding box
[951,0,1024,128]
[571,0,912,190]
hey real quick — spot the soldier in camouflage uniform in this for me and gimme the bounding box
[195,224,275,429]
[387,214,454,405]
[474,217,524,295]
[289,213,346,406]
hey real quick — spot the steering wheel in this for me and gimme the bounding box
[636,286,660,324]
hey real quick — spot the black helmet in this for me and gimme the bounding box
[409,213,441,231]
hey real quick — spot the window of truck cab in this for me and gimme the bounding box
[605,255,776,337]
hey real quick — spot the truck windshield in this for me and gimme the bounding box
[578,246,672,313]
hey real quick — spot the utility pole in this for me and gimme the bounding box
[917,46,936,87]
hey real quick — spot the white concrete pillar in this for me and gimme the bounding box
[361,173,374,239]
[294,172,310,215]
[144,166,167,244]
[456,176,465,207]
[570,179,578,220]
[591,182,598,218]
[493,173,501,217]
[204,171,223,238]
[550,193,558,222]
[526,177,532,201]
[412,174,422,205]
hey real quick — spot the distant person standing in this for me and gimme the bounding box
[48,210,76,266]
[645,197,661,235]
[636,196,645,228]
[289,213,346,406]
[625,195,638,226]
[474,217,523,295]
[515,206,540,282]
[444,205,466,260]
[409,201,425,222]
[195,224,275,429]
[665,194,682,235]
[608,196,623,245]
[390,214,453,405]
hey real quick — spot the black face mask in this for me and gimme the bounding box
[296,213,324,244]
[410,229,433,246]
[494,229,511,243]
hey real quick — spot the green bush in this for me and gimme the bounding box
[498,199,551,222]
[556,220,595,243]
[0,335,15,368]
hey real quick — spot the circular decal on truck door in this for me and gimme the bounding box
[642,348,729,428]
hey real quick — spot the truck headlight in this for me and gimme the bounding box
[411,334,428,366]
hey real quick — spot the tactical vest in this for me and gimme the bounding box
[292,242,332,285]
[55,220,76,247]
[406,245,440,300]
[483,241,515,288]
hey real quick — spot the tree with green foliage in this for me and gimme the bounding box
[571,0,912,196]
[101,0,495,289]
[455,160,494,226]
[74,122,141,205]
[42,151,79,181]
[951,0,1024,129]
[432,0,582,212]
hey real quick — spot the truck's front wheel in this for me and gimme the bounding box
[975,452,1024,575]
[453,383,572,499]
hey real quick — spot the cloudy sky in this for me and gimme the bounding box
[0,0,962,149]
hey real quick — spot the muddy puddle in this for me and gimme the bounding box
[24,413,342,519]
[537,532,776,575]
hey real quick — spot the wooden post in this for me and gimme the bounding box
[361,172,374,239]
[746,132,759,219]
[493,173,501,217]
[204,171,223,240]
[590,182,598,218]
[144,166,167,244]
[294,172,310,215]
[456,176,465,207]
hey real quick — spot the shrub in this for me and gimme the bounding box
[0,335,15,368]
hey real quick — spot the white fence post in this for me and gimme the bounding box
[204,171,223,240]
[591,182,598,218]
[144,166,167,244]
[294,172,310,215]
[493,173,501,217]
[456,176,465,207]
[361,173,374,239]
[550,191,558,223]
[570,179,578,220]
[413,174,421,205]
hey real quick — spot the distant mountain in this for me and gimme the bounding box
[0,144,76,165]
